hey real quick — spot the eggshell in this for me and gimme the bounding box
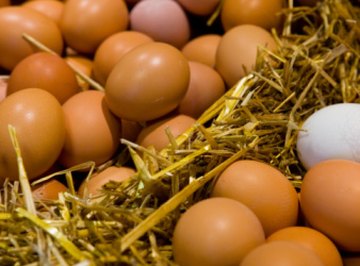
[211,160,299,236]
[177,0,220,16]
[0,6,63,70]
[178,61,225,118]
[215,24,277,87]
[32,179,67,201]
[221,0,284,31]
[267,226,343,266]
[240,241,324,266]
[300,159,360,252]
[136,114,196,151]
[60,0,129,54]
[93,31,153,86]
[22,0,64,26]
[130,0,190,48]
[181,34,222,68]
[64,55,93,91]
[7,52,80,104]
[105,42,190,122]
[0,88,66,182]
[296,103,360,170]
[172,197,265,266]
[78,166,135,198]
[0,0,10,6]
[59,90,121,168]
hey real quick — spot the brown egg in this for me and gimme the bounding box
[59,90,121,168]
[300,159,360,252]
[267,226,343,266]
[64,55,93,91]
[93,31,153,86]
[7,52,80,104]
[60,0,129,54]
[181,34,222,68]
[172,197,265,266]
[177,0,220,16]
[211,160,299,236]
[22,0,64,26]
[0,88,65,182]
[78,166,135,198]
[105,42,190,122]
[0,6,63,70]
[0,0,10,6]
[221,0,284,32]
[136,114,196,151]
[130,0,190,48]
[215,24,277,87]
[32,179,67,201]
[241,241,324,266]
[178,61,225,118]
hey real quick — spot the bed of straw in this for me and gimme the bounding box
[0,0,359,265]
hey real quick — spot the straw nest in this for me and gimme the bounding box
[0,0,359,265]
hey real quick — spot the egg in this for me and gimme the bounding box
[240,241,324,266]
[178,61,225,118]
[93,31,153,86]
[136,114,196,151]
[0,6,63,70]
[78,166,135,198]
[7,52,80,104]
[130,0,190,48]
[121,119,143,142]
[0,0,10,6]
[105,42,190,122]
[59,90,121,168]
[296,103,360,170]
[267,226,343,266]
[60,0,129,54]
[0,88,65,182]
[172,197,265,266]
[221,0,284,31]
[181,34,222,68]
[215,24,277,87]
[64,55,93,91]
[32,179,67,201]
[0,76,7,102]
[300,159,360,252]
[211,160,299,236]
[177,0,220,16]
[22,0,64,26]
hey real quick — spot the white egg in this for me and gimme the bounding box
[297,103,360,170]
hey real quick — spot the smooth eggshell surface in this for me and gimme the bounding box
[211,160,299,236]
[32,179,67,201]
[177,0,220,16]
[297,103,360,170]
[173,197,265,266]
[300,159,360,252]
[22,0,64,26]
[0,88,66,182]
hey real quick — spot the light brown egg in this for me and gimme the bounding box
[178,61,225,118]
[215,24,277,87]
[181,34,222,68]
[60,0,129,54]
[267,226,343,266]
[177,0,220,16]
[64,55,93,91]
[130,0,190,48]
[22,0,64,26]
[78,166,135,198]
[211,160,299,236]
[59,90,121,168]
[300,159,360,252]
[0,88,66,182]
[93,31,153,86]
[105,42,190,122]
[221,0,284,31]
[240,241,324,266]
[136,114,196,151]
[173,197,265,266]
[0,6,63,70]
[7,52,80,104]
[32,179,67,201]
